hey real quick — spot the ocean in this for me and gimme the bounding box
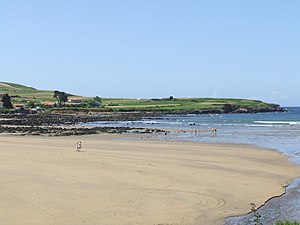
[84,107,300,164]
[83,107,300,223]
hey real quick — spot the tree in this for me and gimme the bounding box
[1,93,13,109]
[85,99,101,108]
[53,91,69,107]
[27,101,36,108]
[94,96,102,104]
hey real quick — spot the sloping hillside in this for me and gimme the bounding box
[0,82,285,113]
[0,82,36,91]
[0,82,59,103]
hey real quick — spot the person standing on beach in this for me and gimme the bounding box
[76,141,82,152]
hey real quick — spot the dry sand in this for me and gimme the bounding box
[0,134,300,225]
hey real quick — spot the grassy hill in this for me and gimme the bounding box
[0,82,58,103]
[0,82,283,113]
[102,97,272,112]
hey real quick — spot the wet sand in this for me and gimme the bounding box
[0,134,300,225]
[225,179,300,224]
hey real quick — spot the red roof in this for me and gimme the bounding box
[41,101,56,106]
[69,97,82,100]
[14,104,25,107]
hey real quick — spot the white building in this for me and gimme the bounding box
[68,98,82,103]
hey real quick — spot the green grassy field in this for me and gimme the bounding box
[0,82,58,102]
[0,82,278,113]
[102,97,271,112]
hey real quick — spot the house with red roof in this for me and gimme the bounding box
[14,103,26,109]
[41,101,56,107]
[68,97,82,103]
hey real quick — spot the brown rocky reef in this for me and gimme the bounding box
[0,112,163,136]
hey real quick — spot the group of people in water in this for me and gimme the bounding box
[211,127,217,135]
[144,127,218,140]
[75,127,217,150]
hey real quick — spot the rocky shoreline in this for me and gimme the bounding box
[0,125,159,136]
[0,112,165,136]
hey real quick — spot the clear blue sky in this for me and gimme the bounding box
[1,1,299,106]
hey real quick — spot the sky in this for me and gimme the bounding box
[0,0,299,106]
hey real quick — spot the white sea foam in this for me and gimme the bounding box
[290,122,300,125]
[136,120,183,125]
[245,124,282,127]
[138,120,159,124]
[255,121,300,126]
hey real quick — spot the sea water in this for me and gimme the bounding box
[85,107,300,163]
[83,107,300,223]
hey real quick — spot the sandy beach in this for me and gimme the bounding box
[0,134,300,225]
